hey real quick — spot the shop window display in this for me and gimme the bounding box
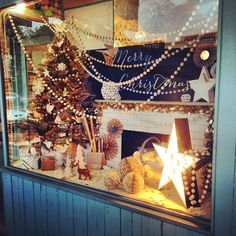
[0,0,218,223]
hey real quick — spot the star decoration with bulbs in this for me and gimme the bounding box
[153,119,199,208]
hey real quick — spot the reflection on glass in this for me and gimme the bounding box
[0,0,218,222]
[114,0,218,47]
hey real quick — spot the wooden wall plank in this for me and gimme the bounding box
[66,192,74,236]
[1,174,210,236]
[104,204,120,236]
[162,222,176,236]
[141,215,161,236]
[11,176,27,236]
[132,212,142,236]
[191,231,206,236]
[34,183,48,236]
[59,190,67,236]
[12,176,21,236]
[162,223,207,236]
[23,179,36,236]
[18,177,26,236]
[176,227,190,236]
[47,186,59,236]
[73,194,88,236]
[2,173,15,236]
[87,198,105,236]
[121,209,132,236]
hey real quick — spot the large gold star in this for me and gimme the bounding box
[153,123,196,207]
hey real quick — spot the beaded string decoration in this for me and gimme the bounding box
[66,0,217,48]
[61,13,217,90]
[37,0,218,92]
[7,14,97,122]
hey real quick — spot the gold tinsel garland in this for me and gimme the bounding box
[98,100,214,116]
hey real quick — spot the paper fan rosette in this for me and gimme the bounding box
[193,45,216,68]
[107,118,124,138]
[102,134,118,160]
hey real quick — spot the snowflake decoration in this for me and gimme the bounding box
[32,78,45,95]
[101,83,121,100]
[58,62,67,71]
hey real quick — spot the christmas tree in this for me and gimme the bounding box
[26,34,101,150]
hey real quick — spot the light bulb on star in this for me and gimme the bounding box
[153,123,197,207]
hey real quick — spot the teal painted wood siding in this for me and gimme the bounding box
[0,0,23,9]
[1,0,236,236]
[2,173,207,236]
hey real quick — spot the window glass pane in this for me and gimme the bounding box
[0,0,218,223]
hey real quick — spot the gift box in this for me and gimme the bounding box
[22,156,41,170]
[41,157,56,171]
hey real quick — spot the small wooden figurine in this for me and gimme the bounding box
[77,164,91,180]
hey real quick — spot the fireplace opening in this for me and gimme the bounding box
[121,130,169,158]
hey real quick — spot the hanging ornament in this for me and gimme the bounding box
[107,118,124,138]
[58,62,67,71]
[32,78,45,94]
[181,93,191,102]
[46,104,54,114]
[189,66,215,102]
[63,88,68,97]
[102,134,118,160]
[55,115,63,125]
[43,68,50,77]
[193,45,216,68]
[101,83,121,100]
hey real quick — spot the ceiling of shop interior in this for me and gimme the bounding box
[63,0,103,10]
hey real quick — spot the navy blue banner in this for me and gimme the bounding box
[87,44,203,102]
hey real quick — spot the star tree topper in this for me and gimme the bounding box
[189,66,215,102]
[153,119,198,207]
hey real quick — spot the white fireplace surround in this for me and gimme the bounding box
[100,108,208,168]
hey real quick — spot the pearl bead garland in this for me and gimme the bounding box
[182,151,212,207]
[83,52,192,96]
[40,15,56,34]
[62,0,215,47]
[63,13,216,90]
[8,14,95,121]
[81,13,217,69]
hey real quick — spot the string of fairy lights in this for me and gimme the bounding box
[6,0,217,207]
[58,2,218,103]
[8,11,215,110]
[67,0,218,46]
[67,20,216,108]
[8,13,98,120]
